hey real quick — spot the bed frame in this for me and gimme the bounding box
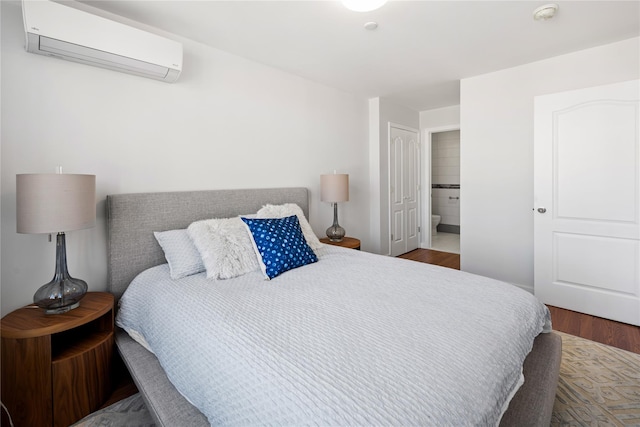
[106,187,561,427]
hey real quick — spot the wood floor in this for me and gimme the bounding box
[398,247,460,269]
[400,248,640,354]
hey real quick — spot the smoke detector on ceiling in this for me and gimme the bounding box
[364,22,378,30]
[533,4,559,21]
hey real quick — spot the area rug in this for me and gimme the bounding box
[551,332,640,426]
[72,392,154,427]
[73,332,640,427]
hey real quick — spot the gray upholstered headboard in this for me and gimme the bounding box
[106,187,309,301]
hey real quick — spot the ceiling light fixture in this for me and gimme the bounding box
[342,0,388,12]
[533,4,559,21]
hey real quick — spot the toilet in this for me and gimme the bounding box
[431,215,441,236]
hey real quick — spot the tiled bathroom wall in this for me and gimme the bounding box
[431,187,460,229]
[432,130,460,233]
[432,130,460,185]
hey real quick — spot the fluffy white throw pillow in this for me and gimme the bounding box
[256,203,322,251]
[187,217,259,280]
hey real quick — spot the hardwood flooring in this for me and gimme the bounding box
[398,248,460,269]
[400,248,640,354]
[547,305,640,354]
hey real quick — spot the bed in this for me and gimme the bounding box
[107,187,561,427]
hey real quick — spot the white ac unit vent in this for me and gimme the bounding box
[22,0,183,83]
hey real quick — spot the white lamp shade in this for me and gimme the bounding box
[321,174,349,203]
[17,174,96,234]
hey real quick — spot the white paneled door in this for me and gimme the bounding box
[534,80,640,326]
[390,125,420,257]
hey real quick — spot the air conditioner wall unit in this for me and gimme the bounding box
[22,0,183,83]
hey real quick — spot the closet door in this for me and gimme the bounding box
[390,125,421,257]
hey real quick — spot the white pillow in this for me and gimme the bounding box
[153,229,205,279]
[187,217,259,280]
[256,203,322,251]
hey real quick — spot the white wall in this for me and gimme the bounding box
[420,105,460,130]
[0,2,369,316]
[368,97,420,255]
[460,37,640,292]
[368,98,381,253]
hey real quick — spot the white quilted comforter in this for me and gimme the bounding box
[117,245,551,426]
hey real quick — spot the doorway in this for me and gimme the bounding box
[429,129,460,254]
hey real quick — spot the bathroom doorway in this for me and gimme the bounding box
[428,129,460,254]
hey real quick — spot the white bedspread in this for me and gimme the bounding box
[117,245,551,426]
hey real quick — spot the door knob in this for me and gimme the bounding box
[537,207,547,213]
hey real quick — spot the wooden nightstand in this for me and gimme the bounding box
[1,292,114,427]
[320,236,361,250]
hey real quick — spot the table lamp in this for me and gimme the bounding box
[320,173,349,242]
[17,172,96,314]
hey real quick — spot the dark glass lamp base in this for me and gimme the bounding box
[34,232,88,315]
[42,301,80,315]
[34,276,87,314]
[326,225,345,242]
[326,203,346,242]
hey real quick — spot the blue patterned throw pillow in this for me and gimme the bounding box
[241,215,318,280]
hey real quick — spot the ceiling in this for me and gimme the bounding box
[78,1,639,111]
